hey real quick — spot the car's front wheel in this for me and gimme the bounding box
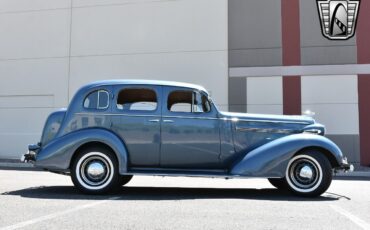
[285,151,332,197]
[71,147,121,194]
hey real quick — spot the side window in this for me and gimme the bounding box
[167,90,211,113]
[117,88,157,111]
[83,90,109,110]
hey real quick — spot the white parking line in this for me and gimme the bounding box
[330,205,370,230]
[0,196,121,230]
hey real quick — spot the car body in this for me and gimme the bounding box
[22,80,352,196]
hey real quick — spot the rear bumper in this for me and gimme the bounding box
[335,157,354,172]
[20,144,40,163]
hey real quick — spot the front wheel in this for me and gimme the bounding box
[285,151,332,197]
[71,147,121,194]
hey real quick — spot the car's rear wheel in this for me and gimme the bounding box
[285,151,332,197]
[120,175,133,186]
[71,147,121,194]
[268,178,288,190]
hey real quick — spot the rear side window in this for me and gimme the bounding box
[83,90,109,110]
[117,88,157,111]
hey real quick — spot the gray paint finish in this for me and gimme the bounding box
[228,77,246,112]
[228,0,359,67]
[299,0,357,65]
[228,0,282,67]
[229,64,370,77]
[229,48,283,67]
[326,134,360,164]
[301,46,357,65]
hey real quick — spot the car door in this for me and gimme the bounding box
[160,86,221,169]
[111,85,161,167]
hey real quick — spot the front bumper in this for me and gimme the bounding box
[20,144,40,163]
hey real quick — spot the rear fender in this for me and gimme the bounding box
[230,133,344,177]
[35,128,128,174]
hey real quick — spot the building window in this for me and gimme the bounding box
[83,90,109,110]
[117,88,157,111]
[167,90,211,113]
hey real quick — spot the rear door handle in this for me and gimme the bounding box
[148,119,160,123]
[163,119,174,123]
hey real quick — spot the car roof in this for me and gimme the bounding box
[85,79,208,93]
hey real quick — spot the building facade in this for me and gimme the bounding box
[0,0,369,166]
[229,0,370,166]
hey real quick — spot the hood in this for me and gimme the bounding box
[220,112,315,125]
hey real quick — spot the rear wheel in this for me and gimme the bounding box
[120,175,133,186]
[285,151,332,197]
[71,147,121,194]
[268,178,288,190]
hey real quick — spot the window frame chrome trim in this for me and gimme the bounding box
[97,90,110,110]
[83,89,110,111]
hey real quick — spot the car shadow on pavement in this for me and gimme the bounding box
[1,186,348,201]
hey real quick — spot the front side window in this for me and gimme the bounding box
[83,90,109,110]
[167,90,211,113]
[117,88,157,111]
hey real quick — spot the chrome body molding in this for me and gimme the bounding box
[226,118,312,125]
[75,112,157,117]
[235,127,300,134]
[75,112,311,124]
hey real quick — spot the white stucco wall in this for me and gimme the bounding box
[0,0,228,159]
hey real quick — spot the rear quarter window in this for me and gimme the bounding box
[83,90,109,110]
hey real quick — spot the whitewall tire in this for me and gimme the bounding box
[71,147,120,194]
[285,151,332,197]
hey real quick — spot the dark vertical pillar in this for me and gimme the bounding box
[356,0,370,166]
[228,77,247,112]
[281,0,301,115]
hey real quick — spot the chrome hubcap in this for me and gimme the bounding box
[299,165,314,179]
[289,158,320,189]
[86,162,106,179]
[80,155,111,187]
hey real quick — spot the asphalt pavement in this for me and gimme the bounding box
[0,169,370,230]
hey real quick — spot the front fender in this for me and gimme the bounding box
[230,133,345,177]
[35,128,128,174]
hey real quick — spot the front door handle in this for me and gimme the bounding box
[148,119,160,123]
[163,119,174,123]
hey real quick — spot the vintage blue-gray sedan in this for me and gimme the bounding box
[22,80,353,196]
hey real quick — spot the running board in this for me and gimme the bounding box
[124,168,233,179]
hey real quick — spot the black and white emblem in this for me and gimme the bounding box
[317,0,360,40]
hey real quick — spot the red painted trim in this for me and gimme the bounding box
[358,75,370,166]
[357,1,370,64]
[281,0,301,115]
[283,76,301,115]
[357,1,370,166]
[281,0,301,66]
